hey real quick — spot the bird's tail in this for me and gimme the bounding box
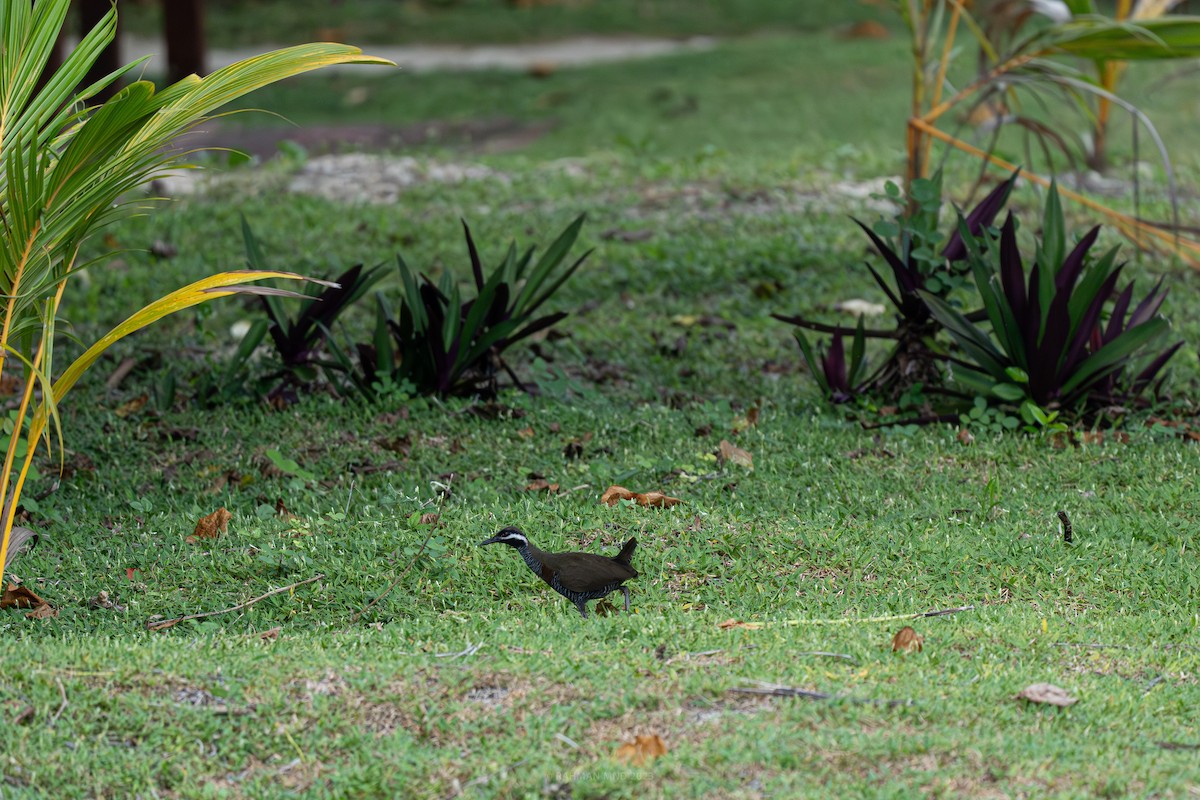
[614,537,637,565]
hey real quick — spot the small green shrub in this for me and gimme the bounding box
[923,183,1181,424]
[241,217,389,402]
[774,172,1017,403]
[359,216,591,398]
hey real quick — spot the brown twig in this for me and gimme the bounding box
[343,477,452,628]
[796,651,859,663]
[731,680,909,707]
[146,574,324,631]
[105,356,138,391]
[921,605,975,618]
[344,529,431,628]
[777,604,975,627]
[769,314,899,339]
[1052,642,1200,652]
[49,676,68,728]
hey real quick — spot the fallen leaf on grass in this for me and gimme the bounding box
[957,428,975,446]
[732,405,760,433]
[600,485,682,508]
[517,426,535,439]
[524,479,560,493]
[1146,416,1200,442]
[419,512,442,527]
[718,440,754,470]
[638,491,680,508]
[892,626,924,653]
[25,602,58,619]
[274,498,298,521]
[0,583,56,623]
[600,486,637,504]
[114,393,149,418]
[839,19,891,39]
[614,733,668,766]
[0,372,23,397]
[1016,683,1077,707]
[563,431,594,460]
[260,627,281,641]
[187,507,232,543]
[1,583,45,609]
[717,618,763,630]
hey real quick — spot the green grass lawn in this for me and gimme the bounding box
[120,0,887,48]
[5,14,1200,800]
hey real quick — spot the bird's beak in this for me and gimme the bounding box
[478,536,501,546]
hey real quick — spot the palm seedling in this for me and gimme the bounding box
[0,1,391,581]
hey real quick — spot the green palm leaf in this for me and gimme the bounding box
[0,0,392,582]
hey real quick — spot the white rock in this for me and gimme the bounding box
[834,299,887,317]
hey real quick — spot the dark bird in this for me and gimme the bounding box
[479,527,638,618]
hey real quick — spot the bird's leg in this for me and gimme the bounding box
[621,586,631,612]
[576,600,589,619]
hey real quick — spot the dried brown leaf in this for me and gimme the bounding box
[637,491,682,508]
[114,393,149,418]
[26,602,57,620]
[892,626,924,653]
[419,512,441,527]
[840,19,891,39]
[517,426,535,439]
[260,627,281,641]
[717,618,763,630]
[600,485,638,506]
[1,583,45,610]
[0,373,23,397]
[1016,683,1077,707]
[275,498,298,521]
[601,485,682,508]
[524,479,560,493]
[614,733,668,766]
[187,507,232,543]
[732,405,760,434]
[957,428,975,445]
[718,440,754,470]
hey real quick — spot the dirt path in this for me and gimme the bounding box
[122,34,718,74]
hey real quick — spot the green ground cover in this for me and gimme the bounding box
[5,6,1200,799]
[120,0,884,48]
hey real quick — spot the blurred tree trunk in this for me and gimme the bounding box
[79,0,121,100]
[164,0,206,83]
[39,1,207,100]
